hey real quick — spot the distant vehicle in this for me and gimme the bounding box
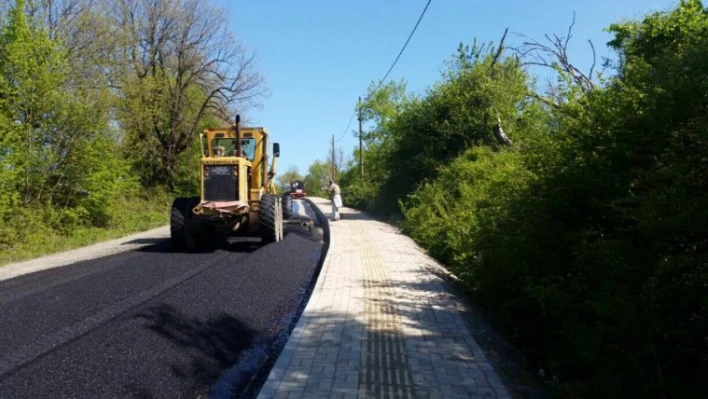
[288,180,307,198]
[282,180,306,219]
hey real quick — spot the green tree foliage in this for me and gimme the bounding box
[109,0,263,187]
[333,1,708,396]
[0,0,136,246]
[303,159,329,198]
[339,80,409,212]
[275,165,304,193]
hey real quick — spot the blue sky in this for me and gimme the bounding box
[214,0,677,176]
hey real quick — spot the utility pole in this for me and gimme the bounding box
[330,134,336,181]
[358,96,364,180]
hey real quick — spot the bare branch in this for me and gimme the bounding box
[492,110,513,146]
[588,39,597,82]
[566,11,576,53]
[490,27,509,70]
[511,12,596,98]
[527,91,561,109]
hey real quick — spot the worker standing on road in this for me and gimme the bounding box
[327,179,342,221]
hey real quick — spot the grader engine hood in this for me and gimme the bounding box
[195,159,249,216]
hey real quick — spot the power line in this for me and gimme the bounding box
[335,0,433,143]
[366,0,432,101]
[336,109,357,142]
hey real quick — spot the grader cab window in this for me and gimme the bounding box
[201,138,209,157]
[241,138,256,160]
[210,137,257,159]
[212,138,236,157]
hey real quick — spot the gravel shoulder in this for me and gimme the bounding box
[1,197,321,283]
[0,225,170,283]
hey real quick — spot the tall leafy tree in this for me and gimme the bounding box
[0,0,134,232]
[108,0,265,185]
[303,159,329,198]
[275,166,304,193]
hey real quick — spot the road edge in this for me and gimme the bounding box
[0,225,170,283]
[243,197,332,399]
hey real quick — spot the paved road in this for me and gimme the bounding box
[0,199,324,399]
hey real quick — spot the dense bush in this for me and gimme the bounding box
[331,1,708,397]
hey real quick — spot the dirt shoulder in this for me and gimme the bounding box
[0,225,169,282]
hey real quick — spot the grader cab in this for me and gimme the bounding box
[170,115,284,252]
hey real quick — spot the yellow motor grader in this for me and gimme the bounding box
[170,115,284,252]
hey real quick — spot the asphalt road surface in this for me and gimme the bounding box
[0,199,325,399]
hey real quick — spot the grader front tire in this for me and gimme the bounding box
[170,197,204,252]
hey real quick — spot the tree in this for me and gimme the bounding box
[401,2,708,396]
[325,146,350,180]
[0,0,134,227]
[303,159,328,197]
[108,0,265,185]
[275,165,303,193]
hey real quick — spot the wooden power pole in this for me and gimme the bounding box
[358,96,364,180]
[330,134,336,181]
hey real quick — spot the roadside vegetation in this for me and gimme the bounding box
[0,0,262,264]
[325,1,708,397]
[275,161,329,198]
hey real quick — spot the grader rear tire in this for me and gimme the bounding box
[282,193,293,219]
[260,194,283,244]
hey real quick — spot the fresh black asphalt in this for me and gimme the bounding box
[0,205,325,398]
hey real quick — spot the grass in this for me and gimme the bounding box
[0,190,172,267]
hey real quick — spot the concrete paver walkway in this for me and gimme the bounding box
[258,197,511,398]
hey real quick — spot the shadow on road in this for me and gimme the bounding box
[125,220,319,255]
[131,238,262,254]
[121,238,166,246]
[130,304,256,397]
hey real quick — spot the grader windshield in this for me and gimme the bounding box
[208,137,256,160]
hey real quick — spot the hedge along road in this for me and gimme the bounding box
[0,198,327,399]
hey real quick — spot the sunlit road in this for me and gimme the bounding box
[0,199,324,399]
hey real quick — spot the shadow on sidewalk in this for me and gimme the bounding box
[277,200,549,398]
[263,274,549,399]
[358,276,548,399]
[317,207,373,222]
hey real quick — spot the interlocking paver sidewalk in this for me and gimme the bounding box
[258,197,511,399]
